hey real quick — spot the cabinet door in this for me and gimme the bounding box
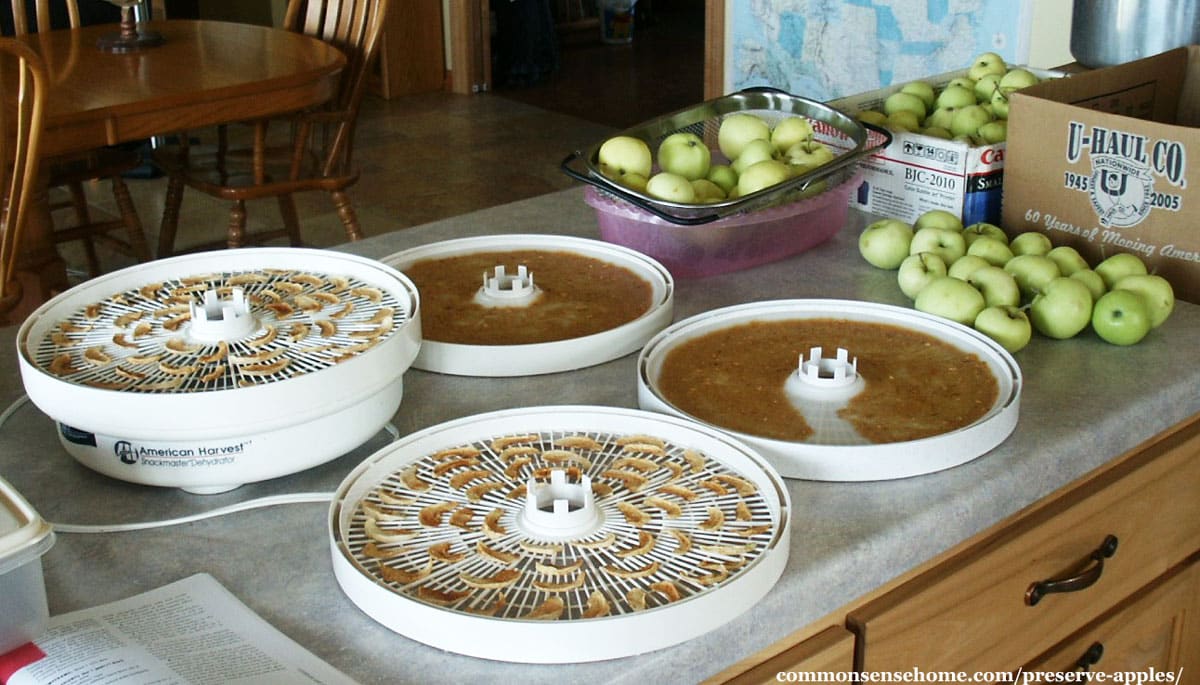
[848,417,1200,670]
[1026,559,1200,674]
[718,626,855,684]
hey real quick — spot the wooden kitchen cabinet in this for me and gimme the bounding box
[715,413,1200,679]
[1026,557,1200,673]
[847,413,1200,670]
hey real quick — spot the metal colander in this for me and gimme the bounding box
[561,88,891,225]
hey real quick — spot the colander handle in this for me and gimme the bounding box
[559,150,724,226]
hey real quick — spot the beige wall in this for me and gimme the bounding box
[1027,0,1074,69]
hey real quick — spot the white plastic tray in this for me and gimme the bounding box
[638,299,1022,481]
[329,405,790,663]
[383,235,673,377]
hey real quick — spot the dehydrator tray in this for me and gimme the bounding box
[561,88,891,225]
[329,405,790,663]
[17,248,422,493]
[384,234,673,377]
[638,299,1022,481]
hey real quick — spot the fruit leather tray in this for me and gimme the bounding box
[561,88,891,225]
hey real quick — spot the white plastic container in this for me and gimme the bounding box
[0,476,54,655]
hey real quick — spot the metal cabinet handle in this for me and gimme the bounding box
[1025,535,1119,606]
[1072,642,1104,672]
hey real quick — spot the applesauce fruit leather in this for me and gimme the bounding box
[658,319,998,443]
[404,250,653,345]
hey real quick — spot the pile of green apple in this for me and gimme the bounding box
[856,52,1041,144]
[858,209,1175,352]
[595,112,836,204]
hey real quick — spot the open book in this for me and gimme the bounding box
[1,574,356,685]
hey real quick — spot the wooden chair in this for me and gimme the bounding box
[0,37,46,315]
[9,0,153,278]
[155,0,391,255]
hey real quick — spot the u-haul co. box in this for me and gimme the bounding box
[1002,46,1200,303]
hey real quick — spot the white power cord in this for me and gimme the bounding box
[50,492,334,534]
[1,393,400,534]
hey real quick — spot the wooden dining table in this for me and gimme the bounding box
[4,18,346,324]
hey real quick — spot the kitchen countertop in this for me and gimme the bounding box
[3,186,1198,684]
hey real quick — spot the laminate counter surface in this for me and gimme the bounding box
[3,187,1198,684]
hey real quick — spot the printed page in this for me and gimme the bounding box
[7,574,356,685]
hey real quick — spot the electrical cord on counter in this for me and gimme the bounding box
[1,393,402,534]
[49,492,335,534]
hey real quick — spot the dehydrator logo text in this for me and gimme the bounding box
[1064,121,1186,228]
[113,440,248,467]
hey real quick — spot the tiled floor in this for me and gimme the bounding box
[59,1,704,281]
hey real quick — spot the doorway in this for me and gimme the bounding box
[493,0,705,128]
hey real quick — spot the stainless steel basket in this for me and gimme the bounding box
[561,88,891,225]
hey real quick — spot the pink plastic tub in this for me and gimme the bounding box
[585,174,862,278]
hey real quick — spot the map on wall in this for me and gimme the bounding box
[729,0,1031,101]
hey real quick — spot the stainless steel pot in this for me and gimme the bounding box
[1071,0,1200,67]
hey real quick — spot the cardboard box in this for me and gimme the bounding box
[1002,47,1200,303]
[827,67,1059,226]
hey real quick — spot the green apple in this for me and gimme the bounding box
[770,116,814,154]
[921,126,953,140]
[935,85,976,111]
[948,254,991,281]
[1094,252,1148,289]
[598,135,653,182]
[1004,254,1061,300]
[974,73,1004,102]
[950,105,993,138]
[910,226,967,265]
[999,68,1040,92]
[974,305,1032,353]
[783,140,835,170]
[926,107,957,131]
[967,52,1007,81]
[962,222,1008,245]
[966,236,1014,267]
[1009,231,1054,257]
[914,275,986,326]
[900,80,937,110]
[1113,274,1174,328]
[857,110,889,127]
[946,77,977,94]
[884,91,928,124]
[1092,289,1152,345]
[885,110,922,132]
[858,219,914,270]
[732,138,777,175]
[1030,276,1094,339]
[1070,269,1107,303]
[990,89,1011,119]
[977,119,1007,143]
[736,159,792,196]
[657,132,711,181]
[1046,245,1090,276]
[690,178,726,203]
[645,172,696,203]
[705,164,738,195]
[967,265,1022,307]
[618,172,648,194]
[913,209,963,233]
[898,252,948,299]
[718,113,771,161]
